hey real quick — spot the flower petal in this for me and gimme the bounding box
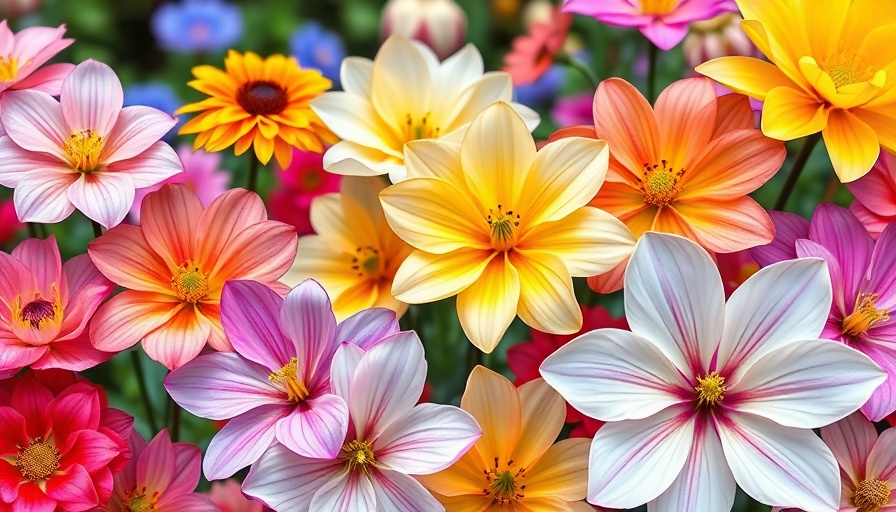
[101,106,177,164]
[592,78,660,175]
[311,471,375,511]
[204,404,288,480]
[867,427,896,481]
[512,378,565,468]
[391,249,493,304]
[460,366,521,469]
[275,393,348,460]
[0,89,68,159]
[761,86,828,141]
[696,57,795,101]
[141,305,211,370]
[13,170,77,224]
[334,307,400,350]
[370,469,444,511]
[139,184,202,268]
[280,279,338,383]
[519,438,590,501]
[456,254,520,353]
[820,412,877,485]
[672,197,775,253]
[749,211,810,267]
[60,60,123,137]
[243,443,342,511]
[219,280,291,371]
[822,108,880,183]
[510,250,581,336]
[89,291,179,354]
[653,77,717,170]
[88,224,172,293]
[67,172,134,229]
[109,142,184,188]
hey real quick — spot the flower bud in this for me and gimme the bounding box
[684,13,760,70]
[381,0,467,60]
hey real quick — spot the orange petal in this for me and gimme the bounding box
[712,94,756,139]
[142,304,211,370]
[672,197,775,253]
[822,109,881,183]
[417,453,491,499]
[547,125,597,143]
[651,207,699,240]
[311,193,379,252]
[593,78,660,176]
[460,366,522,468]
[89,291,181,354]
[456,254,520,353]
[590,181,647,219]
[696,56,796,102]
[521,438,590,501]
[207,221,298,285]
[88,225,173,294]
[761,86,828,140]
[512,379,566,468]
[195,189,271,269]
[587,258,628,294]
[654,77,717,169]
[140,185,203,268]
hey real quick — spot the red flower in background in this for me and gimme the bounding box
[504,7,572,85]
[268,149,341,236]
[716,249,760,298]
[889,412,896,427]
[0,201,22,246]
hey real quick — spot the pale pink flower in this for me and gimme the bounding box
[541,232,886,512]
[242,332,482,511]
[0,20,73,98]
[210,480,266,512]
[0,59,182,228]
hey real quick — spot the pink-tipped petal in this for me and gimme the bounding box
[203,404,288,480]
[280,279,338,384]
[89,291,179,354]
[749,211,810,267]
[67,172,134,229]
[13,170,77,224]
[275,393,348,460]
[220,280,291,371]
[11,236,62,293]
[243,444,343,511]
[137,430,176,496]
[334,308,399,350]
[108,141,184,188]
[640,22,689,51]
[101,106,177,164]
[869,223,896,311]
[370,468,444,511]
[857,340,896,422]
[58,253,114,340]
[60,60,123,137]
[820,412,877,484]
[30,333,113,371]
[809,204,874,304]
[0,89,68,160]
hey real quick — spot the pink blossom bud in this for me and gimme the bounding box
[381,0,467,60]
[683,13,760,71]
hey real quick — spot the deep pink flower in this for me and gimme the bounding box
[551,91,594,128]
[847,151,896,239]
[210,480,266,512]
[0,20,73,99]
[268,148,341,236]
[716,249,759,297]
[0,200,22,247]
[164,279,402,479]
[0,236,114,377]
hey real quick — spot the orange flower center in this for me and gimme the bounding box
[695,372,726,409]
[487,205,520,252]
[268,357,310,403]
[122,491,156,512]
[638,0,681,15]
[483,457,527,505]
[638,160,685,207]
[171,262,210,303]
[853,478,890,512]
[403,112,441,142]
[351,246,383,279]
[841,293,889,338]
[64,130,105,173]
[821,46,874,89]
[16,438,60,482]
[237,80,288,116]
[341,439,376,474]
[0,57,19,81]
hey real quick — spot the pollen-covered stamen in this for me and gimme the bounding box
[16,437,60,482]
[403,112,441,142]
[268,357,310,403]
[171,262,210,303]
[852,478,890,512]
[351,246,383,279]
[0,57,19,81]
[695,372,726,409]
[122,490,158,512]
[637,160,685,207]
[64,130,105,173]
[841,293,889,338]
[639,0,680,15]
[487,204,520,252]
[237,80,288,116]
[13,286,62,331]
[341,439,376,475]
[482,457,527,505]
[822,45,874,89]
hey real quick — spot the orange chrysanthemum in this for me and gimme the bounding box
[177,50,335,169]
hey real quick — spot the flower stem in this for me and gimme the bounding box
[91,220,103,239]
[556,52,599,89]
[467,343,484,374]
[247,157,260,193]
[130,350,159,433]
[647,41,659,103]
[773,133,822,211]
[27,223,38,239]
[170,399,182,442]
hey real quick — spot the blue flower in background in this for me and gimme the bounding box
[289,21,346,88]
[152,0,243,53]
[514,65,564,107]
[124,82,183,139]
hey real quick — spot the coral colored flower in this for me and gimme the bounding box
[562,0,736,51]
[0,21,73,99]
[419,367,591,510]
[381,0,468,60]
[552,77,784,294]
[0,236,114,376]
[108,429,218,511]
[177,50,334,169]
[0,200,22,247]
[242,333,481,511]
[311,35,539,183]
[847,151,896,239]
[152,0,243,54]
[716,249,759,297]
[541,233,886,511]
[503,8,572,85]
[165,279,402,478]
[284,176,413,321]
[130,145,230,222]
[0,371,130,511]
[682,13,759,70]
[88,184,297,369]
[0,60,182,228]
[698,0,896,182]
[268,148,341,236]
[210,480,265,512]
[752,204,896,422]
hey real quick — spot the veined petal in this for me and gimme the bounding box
[67,172,134,229]
[61,60,123,137]
[140,184,202,267]
[653,77,717,170]
[820,412,877,485]
[749,211,809,267]
[330,342,366,406]
[761,86,828,141]
[219,280,291,371]
[461,366,521,470]
[867,427,896,481]
[592,78,660,175]
[712,94,758,138]
[280,279,338,383]
[311,471,376,511]
[823,108,880,183]
[370,469,444,511]
[510,250,581,336]
[369,36,432,141]
[275,394,348,460]
[243,444,342,510]
[0,89,68,160]
[696,57,796,102]
[808,203,874,305]
[89,291,179,354]
[672,197,775,253]
[101,106,177,164]
[512,378,565,469]
[456,254,520,353]
[109,141,183,188]
[391,249,494,304]
[141,304,211,370]
[204,404,288,480]
[520,438,590,502]
[404,140,465,189]
[13,170,77,224]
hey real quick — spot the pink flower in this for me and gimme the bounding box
[0,20,73,98]
[242,332,481,511]
[130,145,230,223]
[0,200,23,246]
[503,7,572,85]
[268,149,341,236]
[0,59,182,228]
[210,480,266,512]
[562,0,737,51]
[551,91,594,128]
[0,236,114,377]
[846,151,896,239]
[164,279,403,479]
[716,249,759,297]
[108,429,218,511]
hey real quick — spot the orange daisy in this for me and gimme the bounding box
[177,50,335,169]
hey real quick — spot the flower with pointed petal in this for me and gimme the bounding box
[164,279,403,479]
[381,101,635,353]
[242,331,481,511]
[209,480,265,512]
[540,232,887,512]
[503,7,572,85]
[0,20,73,98]
[847,151,896,239]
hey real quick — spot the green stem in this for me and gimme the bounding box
[130,351,159,433]
[556,52,599,89]
[170,400,182,442]
[91,220,103,239]
[27,223,38,239]
[467,343,484,374]
[773,133,822,211]
[646,41,659,103]
[247,157,260,193]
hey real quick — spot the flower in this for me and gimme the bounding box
[503,8,572,85]
[241,332,481,511]
[0,59,182,228]
[0,21,73,99]
[552,77,785,293]
[716,249,759,297]
[87,184,297,369]
[751,204,896,422]
[682,13,759,70]
[0,371,130,511]
[380,0,467,60]
[562,0,736,51]
[130,145,230,222]
[310,35,539,183]
[267,148,341,236]
[380,101,635,353]
[0,0,42,18]
[540,232,887,511]
[177,50,334,169]
[164,279,403,478]
[551,91,593,127]
[289,21,346,87]
[284,176,413,321]
[0,200,22,247]
[124,82,183,139]
[151,0,243,54]
[210,480,265,512]
[418,366,590,510]
[847,151,896,239]
[697,0,896,183]
[0,236,114,376]
[514,66,564,107]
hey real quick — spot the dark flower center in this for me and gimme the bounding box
[237,80,288,116]
[20,299,56,328]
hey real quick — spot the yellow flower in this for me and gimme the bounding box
[379,101,635,353]
[417,366,592,511]
[697,0,896,182]
[282,176,413,321]
[177,50,335,169]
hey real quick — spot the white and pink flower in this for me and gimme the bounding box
[0,20,73,99]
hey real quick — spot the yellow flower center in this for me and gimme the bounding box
[0,57,19,81]
[16,438,60,482]
[695,372,726,409]
[237,80,288,116]
[403,112,441,142]
[639,160,685,207]
[821,46,874,89]
[487,205,520,252]
[841,293,889,338]
[351,246,383,279]
[483,458,527,505]
[341,439,376,474]
[268,357,310,403]
[638,0,681,15]
[170,262,210,304]
[122,492,156,512]
[853,478,891,512]
[64,130,105,173]
[13,287,62,331]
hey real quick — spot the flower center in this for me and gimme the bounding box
[351,246,383,279]
[122,492,156,512]
[341,439,376,474]
[16,438,60,482]
[15,289,61,330]
[170,262,209,303]
[695,372,726,409]
[483,458,527,505]
[403,112,441,142]
[237,80,288,116]
[638,160,685,207]
[841,293,889,338]
[0,57,19,81]
[487,205,520,252]
[638,0,681,15]
[64,130,105,173]
[268,357,310,403]
[821,46,874,89]
[853,478,891,512]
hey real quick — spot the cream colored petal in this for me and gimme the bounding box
[311,93,403,156]
[509,250,581,335]
[461,367,522,470]
[405,139,467,191]
[522,438,590,502]
[457,254,520,353]
[324,140,405,178]
[513,379,566,469]
[340,56,374,96]
[370,36,433,136]
[282,235,357,293]
[392,249,494,303]
[340,176,389,230]
[438,73,513,136]
[310,193,378,251]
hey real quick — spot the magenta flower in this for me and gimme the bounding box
[164,279,402,479]
[0,21,74,98]
[109,429,219,511]
[0,236,114,377]
[846,151,896,239]
[242,333,481,511]
[0,59,182,228]
[752,204,896,422]
[562,0,736,50]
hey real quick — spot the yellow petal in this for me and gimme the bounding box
[417,450,489,499]
[513,379,566,468]
[696,57,796,102]
[310,193,377,252]
[392,249,494,303]
[341,176,389,230]
[370,36,433,137]
[283,235,357,294]
[761,86,829,140]
[795,0,848,59]
[461,367,522,469]
[521,438,590,502]
[457,255,520,353]
[431,492,491,511]
[515,497,576,511]
[405,139,467,191]
[509,250,581,335]
[736,0,811,72]
[854,104,896,152]
[332,279,378,320]
[798,57,879,110]
[822,109,881,183]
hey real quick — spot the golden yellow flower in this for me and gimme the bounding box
[177,50,335,169]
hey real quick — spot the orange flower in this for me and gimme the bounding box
[87,184,298,369]
[552,77,786,293]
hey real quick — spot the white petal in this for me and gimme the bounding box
[108,141,183,188]
[311,93,401,158]
[67,172,134,228]
[370,469,444,512]
[340,56,374,96]
[369,36,432,138]
[310,471,376,511]
[331,342,366,404]
[0,89,68,160]
[203,404,286,480]
[14,170,77,223]
[243,443,343,512]
[280,279,338,383]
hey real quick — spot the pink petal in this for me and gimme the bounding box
[809,204,874,305]
[44,463,98,510]
[141,305,210,370]
[369,468,444,511]
[137,430,177,496]
[868,223,896,311]
[280,279,337,385]
[205,220,297,283]
[0,335,46,375]
[50,385,101,445]
[30,332,113,372]
[156,493,219,512]
[820,412,877,485]
[89,291,179,354]
[310,471,375,511]
[10,374,54,436]
[13,169,77,224]
[139,183,202,265]
[11,236,62,295]
[60,430,120,473]
[163,441,202,498]
[0,457,23,502]
[57,254,114,341]
[663,0,737,24]
[275,393,348,459]
[334,307,399,350]
[794,239,850,320]
[856,339,896,421]
[101,106,177,164]
[108,141,183,188]
[220,280,292,372]
[66,172,134,229]
[10,63,74,95]
[243,444,343,511]
[203,404,287,480]
[867,428,896,481]
[640,22,689,51]
[0,89,68,159]
[195,189,269,272]
[60,60,122,137]
[0,407,29,456]
[0,136,64,188]
[750,211,810,267]
[562,0,646,26]
[10,25,69,64]
[331,342,366,403]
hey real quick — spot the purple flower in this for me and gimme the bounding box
[151,0,243,54]
[289,21,346,88]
